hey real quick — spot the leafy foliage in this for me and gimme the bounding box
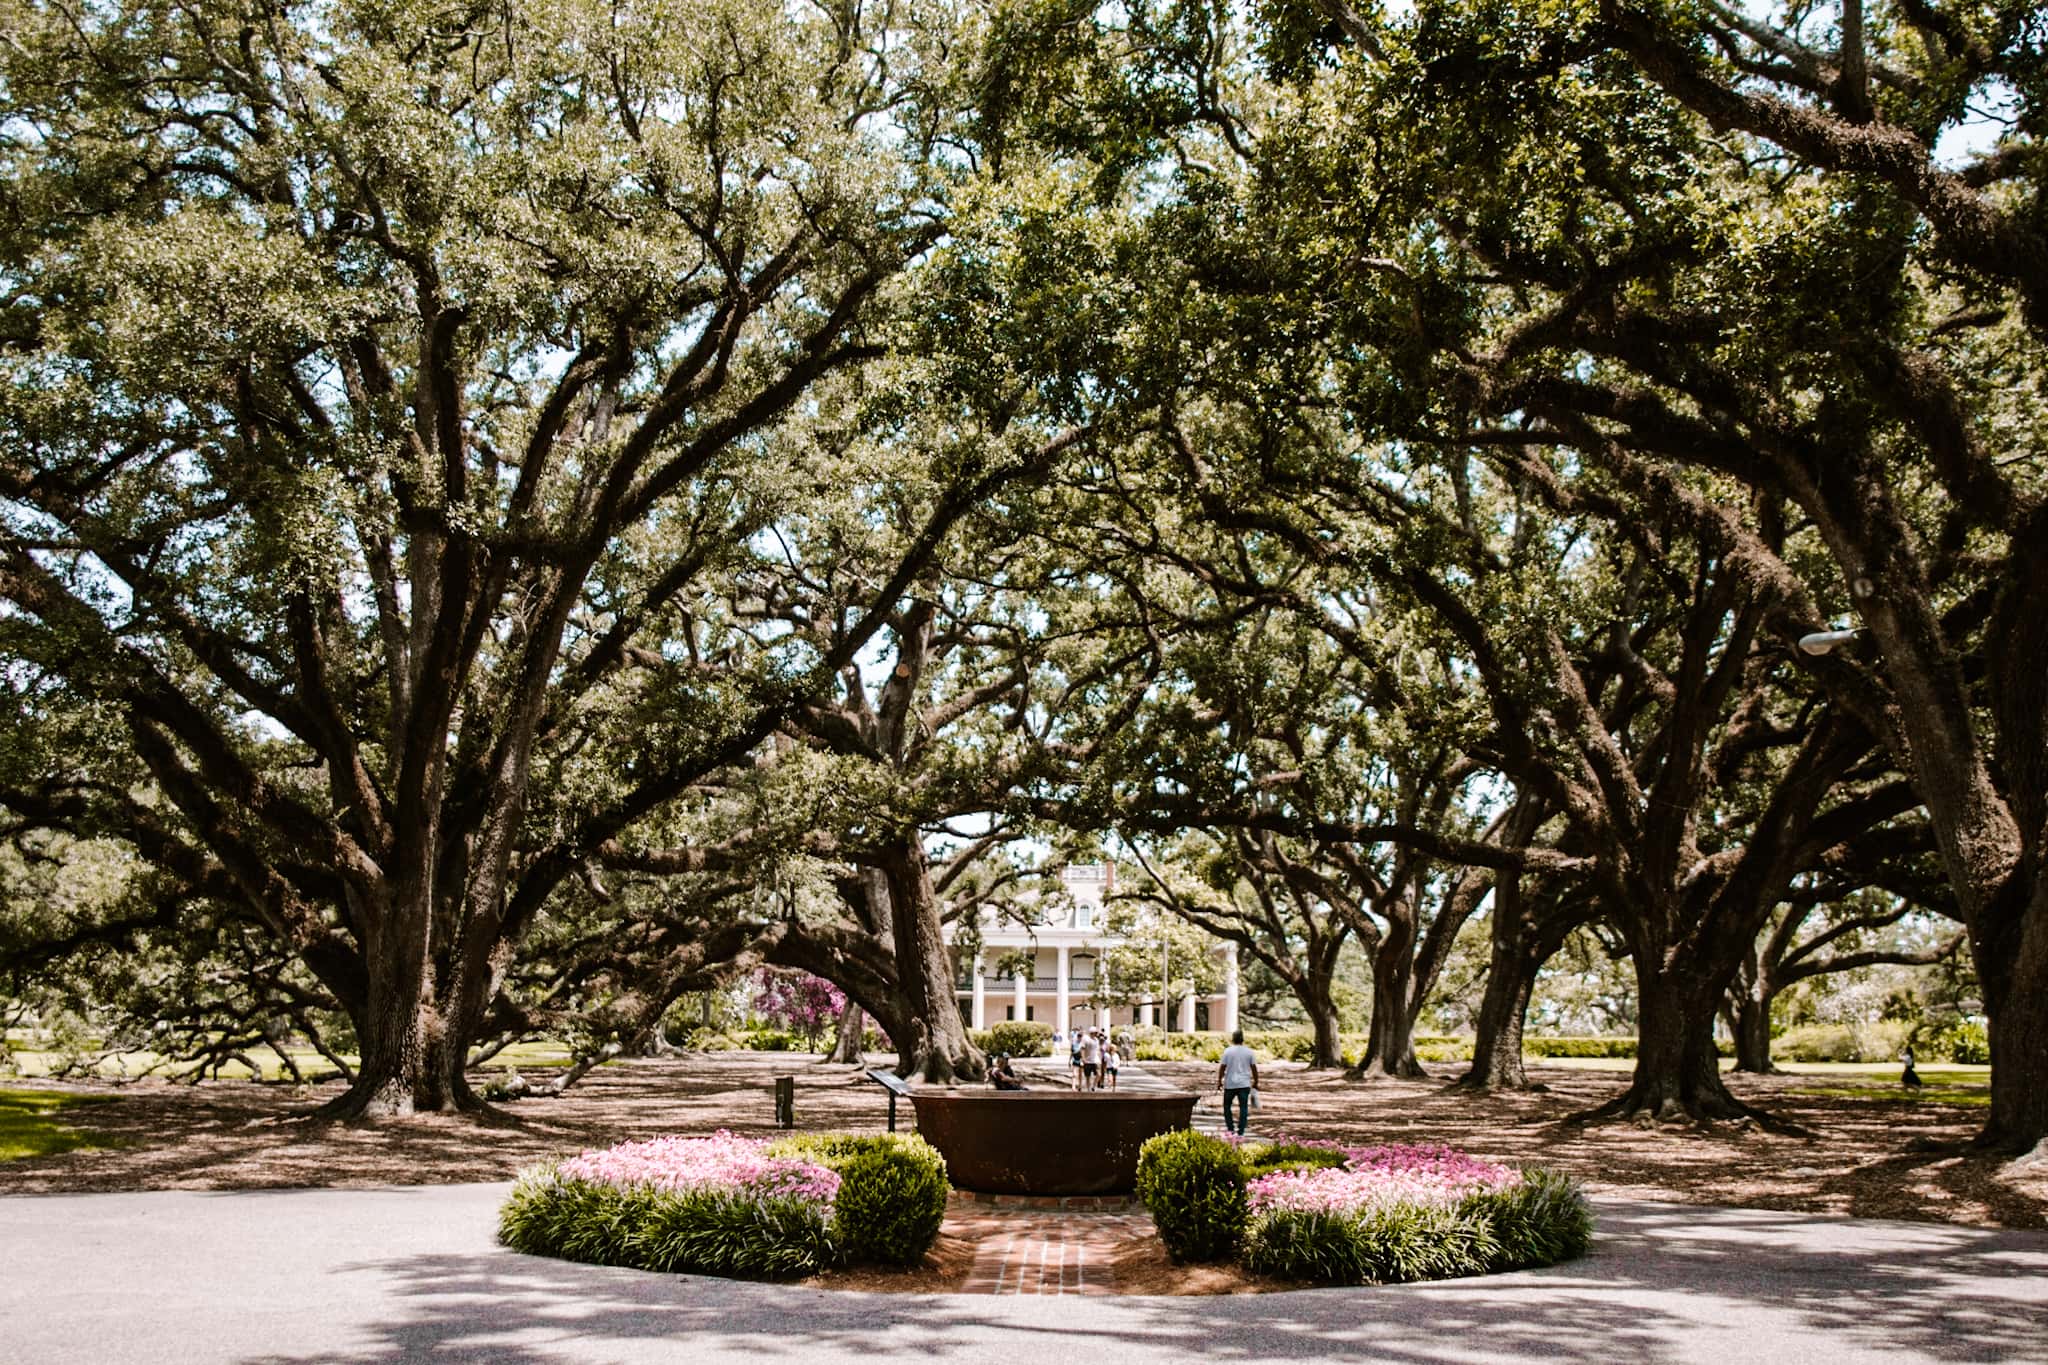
[501,1131,949,1278]
[497,1168,836,1279]
[1239,1141,1351,1181]
[1243,1200,1500,1285]
[770,1133,951,1266]
[970,1021,1055,1058]
[1914,1018,1991,1066]
[1241,1166,1591,1285]
[1134,1129,1249,1262]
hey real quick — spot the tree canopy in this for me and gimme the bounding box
[2,0,2041,1154]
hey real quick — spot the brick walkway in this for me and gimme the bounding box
[958,1212,1155,1295]
[948,1059,1253,1295]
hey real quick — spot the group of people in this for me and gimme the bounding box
[1063,1026,1122,1091]
[985,1026,1262,1136]
[984,1025,1128,1092]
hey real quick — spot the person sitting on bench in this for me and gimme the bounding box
[990,1054,1028,1090]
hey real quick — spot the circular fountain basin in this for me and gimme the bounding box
[907,1090,1199,1195]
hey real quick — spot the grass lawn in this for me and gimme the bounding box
[0,1088,117,1161]
[1531,1057,1992,1105]
[1777,1064,1991,1106]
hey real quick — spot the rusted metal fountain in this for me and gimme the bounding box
[903,1079,1198,1196]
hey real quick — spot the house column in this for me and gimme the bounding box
[1097,1003,1112,1029]
[1013,968,1028,1024]
[1178,990,1196,1033]
[1223,941,1240,1035]
[1056,945,1070,1032]
[971,951,986,1030]
[1139,1000,1154,1028]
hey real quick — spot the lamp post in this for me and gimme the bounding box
[1161,933,1171,1034]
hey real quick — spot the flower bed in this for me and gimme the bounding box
[1136,1132,1591,1285]
[498,1130,947,1279]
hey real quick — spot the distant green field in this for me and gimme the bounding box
[1530,1056,1992,1104]
[0,1089,117,1161]
[1783,1084,1990,1107]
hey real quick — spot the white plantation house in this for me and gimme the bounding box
[945,863,1240,1035]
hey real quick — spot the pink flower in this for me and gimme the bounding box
[1248,1143,1521,1217]
[558,1130,840,1207]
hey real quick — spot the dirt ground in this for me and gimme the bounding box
[4,1052,2043,1295]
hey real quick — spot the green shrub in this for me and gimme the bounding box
[1914,1017,1990,1064]
[768,1133,949,1266]
[1240,1167,1591,1285]
[1130,1029,1230,1062]
[680,1029,742,1051]
[1134,1129,1248,1262]
[1244,1030,1318,1063]
[1244,1201,1501,1285]
[1775,1020,1911,1063]
[970,1021,1053,1058]
[1521,1036,1639,1059]
[678,1028,803,1052]
[1469,1169,1593,1271]
[1239,1141,1350,1181]
[1413,1036,1474,1063]
[497,1166,836,1279]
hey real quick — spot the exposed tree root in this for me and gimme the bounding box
[1560,1083,1814,1137]
[1449,1068,1539,1094]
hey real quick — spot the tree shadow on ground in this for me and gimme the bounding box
[246,1201,2048,1365]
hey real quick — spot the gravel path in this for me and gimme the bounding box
[5,1183,2045,1363]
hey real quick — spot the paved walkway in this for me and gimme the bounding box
[4,1182,2045,1363]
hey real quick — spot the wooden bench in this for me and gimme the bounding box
[865,1067,913,1132]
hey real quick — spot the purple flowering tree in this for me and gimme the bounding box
[753,970,847,1051]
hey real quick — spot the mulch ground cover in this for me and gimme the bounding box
[2,1053,2042,1234]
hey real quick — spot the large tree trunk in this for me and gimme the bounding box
[1586,967,1750,1123]
[1457,856,1572,1092]
[1731,989,1776,1075]
[1305,997,1344,1069]
[881,839,984,1083]
[1277,936,1347,1069]
[825,999,866,1064]
[1356,908,1426,1078]
[1983,879,2048,1154]
[322,968,477,1118]
[1801,457,2048,1152]
[1461,928,1539,1091]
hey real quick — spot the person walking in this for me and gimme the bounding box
[1216,1030,1258,1136]
[1079,1028,1103,1091]
[1103,1038,1120,1091]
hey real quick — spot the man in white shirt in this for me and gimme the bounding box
[1215,1030,1259,1135]
[1079,1029,1103,1091]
